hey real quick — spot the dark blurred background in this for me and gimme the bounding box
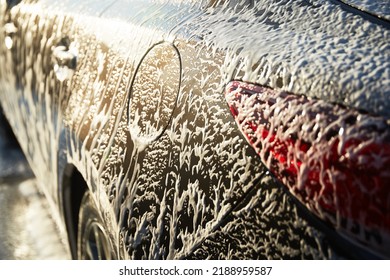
[0,108,69,259]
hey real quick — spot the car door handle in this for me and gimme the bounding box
[52,45,77,70]
[52,40,77,81]
[4,22,17,35]
[4,22,17,49]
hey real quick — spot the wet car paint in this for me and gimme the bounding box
[0,0,389,259]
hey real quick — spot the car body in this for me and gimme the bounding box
[0,0,389,259]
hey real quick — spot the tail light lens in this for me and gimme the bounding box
[225,81,390,253]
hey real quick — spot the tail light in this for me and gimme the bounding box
[225,81,390,253]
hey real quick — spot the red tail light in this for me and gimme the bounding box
[225,81,390,250]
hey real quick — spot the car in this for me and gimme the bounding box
[0,0,389,260]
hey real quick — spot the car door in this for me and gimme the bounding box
[0,0,73,215]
